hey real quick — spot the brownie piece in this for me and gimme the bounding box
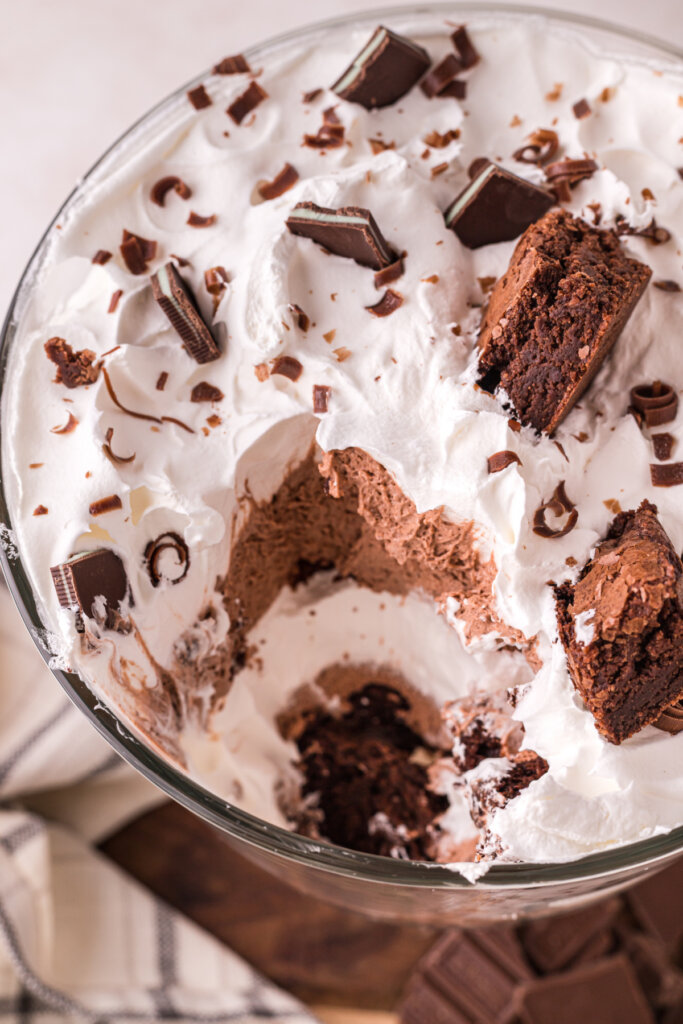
[465,749,549,830]
[556,501,683,744]
[478,209,651,434]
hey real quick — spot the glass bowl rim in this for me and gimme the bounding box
[2,1,683,891]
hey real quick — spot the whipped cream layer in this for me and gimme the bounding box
[3,13,683,868]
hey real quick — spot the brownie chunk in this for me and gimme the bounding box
[556,502,683,744]
[478,209,651,434]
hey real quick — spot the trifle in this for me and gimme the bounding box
[2,10,683,878]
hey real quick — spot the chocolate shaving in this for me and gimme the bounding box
[92,249,112,265]
[420,54,464,99]
[653,279,681,292]
[271,356,303,382]
[374,257,405,289]
[654,700,683,734]
[289,303,310,331]
[302,88,322,103]
[368,138,395,154]
[615,215,671,245]
[512,128,559,165]
[44,337,100,388]
[424,128,460,148]
[630,381,678,427]
[102,426,135,465]
[102,366,193,434]
[50,412,79,435]
[150,176,192,207]
[488,451,522,474]
[533,481,579,538]
[187,211,216,228]
[258,163,299,200]
[450,25,480,68]
[313,384,331,413]
[650,462,683,487]
[156,371,168,391]
[227,80,267,125]
[145,532,190,588]
[213,54,250,75]
[365,289,403,317]
[33,506,48,516]
[120,229,157,275]
[303,107,345,149]
[431,162,449,178]
[108,289,123,314]
[572,98,591,119]
[187,85,212,110]
[545,158,598,187]
[89,495,123,517]
[652,433,675,461]
[190,381,224,402]
[204,266,229,295]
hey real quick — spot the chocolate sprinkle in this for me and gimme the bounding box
[332,25,430,110]
[120,229,157,275]
[653,279,681,292]
[227,80,268,125]
[374,257,405,289]
[654,700,683,734]
[258,163,300,200]
[212,54,250,75]
[150,262,220,364]
[286,201,395,270]
[144,532,190,588]
[187,85,212,110]
[572,98,591,119]
[150,176,192,207]
[313,384,331,413]
[187,211,216,228]
[44,337,99,389]
[652,433,675,461]
[156,371,169,391]
[50,412,79,435]
[630,381,678,427]
[102,427,135,465]
[533,482,578,538]
[92,249,112,265]
[650,462,683,487]
[365,289,403,317]
[89,495,123,517]
[289,303,310,331]
[487,450,522,474]
[271,356,303,382]
[50,549,129,628]
[420,54,465,99]
[445,162,555,249]
[190,381,224,402]
[450,25,480,69]
[512,128,559,165]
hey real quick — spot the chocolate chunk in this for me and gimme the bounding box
[654,279,681,292]
[516,956,654,1024]
[286,202,395,270]
[313,384,331,413]
[288,303,310,331]
[445,162,555,249]
[572,97,592,118]
[44,337,99,389]
[521,900,620,973]
[651,462,683,487]
[450,25,480,69]
[187,211,216,228]
[257,163,299,201]
[556,501,683,744]
[120,229,157,275]
[653,433,675,461]
[478,209,651,433]
[190,381,223,402]
[89,495,123,517]
[212,54,250,75]
[487,450,522,473]
[631,382,678,427]
[374,256,405,289]
[33,506,48,516]
[655,700,683,734]
[226,80,267,124]
[332,25,430,109]
[512,128,559,165]
[187,84,212,110]
[365,289,403,317]
[533,481,578,539]
[51,549,130,628]
[92,249,112,265]
[144,532,190,588]
[420,54,464,99]
[151,262,220,364]
[150,176,192,206]
[271,355,303,381]
[439,79,466,100]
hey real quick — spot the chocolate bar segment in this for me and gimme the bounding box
[516,955,654,1024]
[286,202,395,270]
[151,262,220,364]
[51,549,129,628]
[332,25,430,109]
[556,501,683,744]
[478,209,651,433]
[445,162,555,249]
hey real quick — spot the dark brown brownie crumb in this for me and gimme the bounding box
[478,208,651,434]
[556,501,683,744]
[44,337,100,388]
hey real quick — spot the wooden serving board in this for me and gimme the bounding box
[101,802,440,1020]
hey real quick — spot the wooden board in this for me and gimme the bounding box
[101,802,440,1017]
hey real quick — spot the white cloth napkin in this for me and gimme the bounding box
[0,584,317,1023]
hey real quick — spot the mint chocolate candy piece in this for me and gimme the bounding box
[332,25,430,109]
[445,161,555,249]
[286,202,395,270]
[151,262,220,364]
[51,549,130,629]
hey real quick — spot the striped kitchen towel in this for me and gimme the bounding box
[0,584,316,1024]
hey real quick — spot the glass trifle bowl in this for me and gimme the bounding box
[2,3,683,925]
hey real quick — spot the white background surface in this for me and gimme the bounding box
[0,0,680,319]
